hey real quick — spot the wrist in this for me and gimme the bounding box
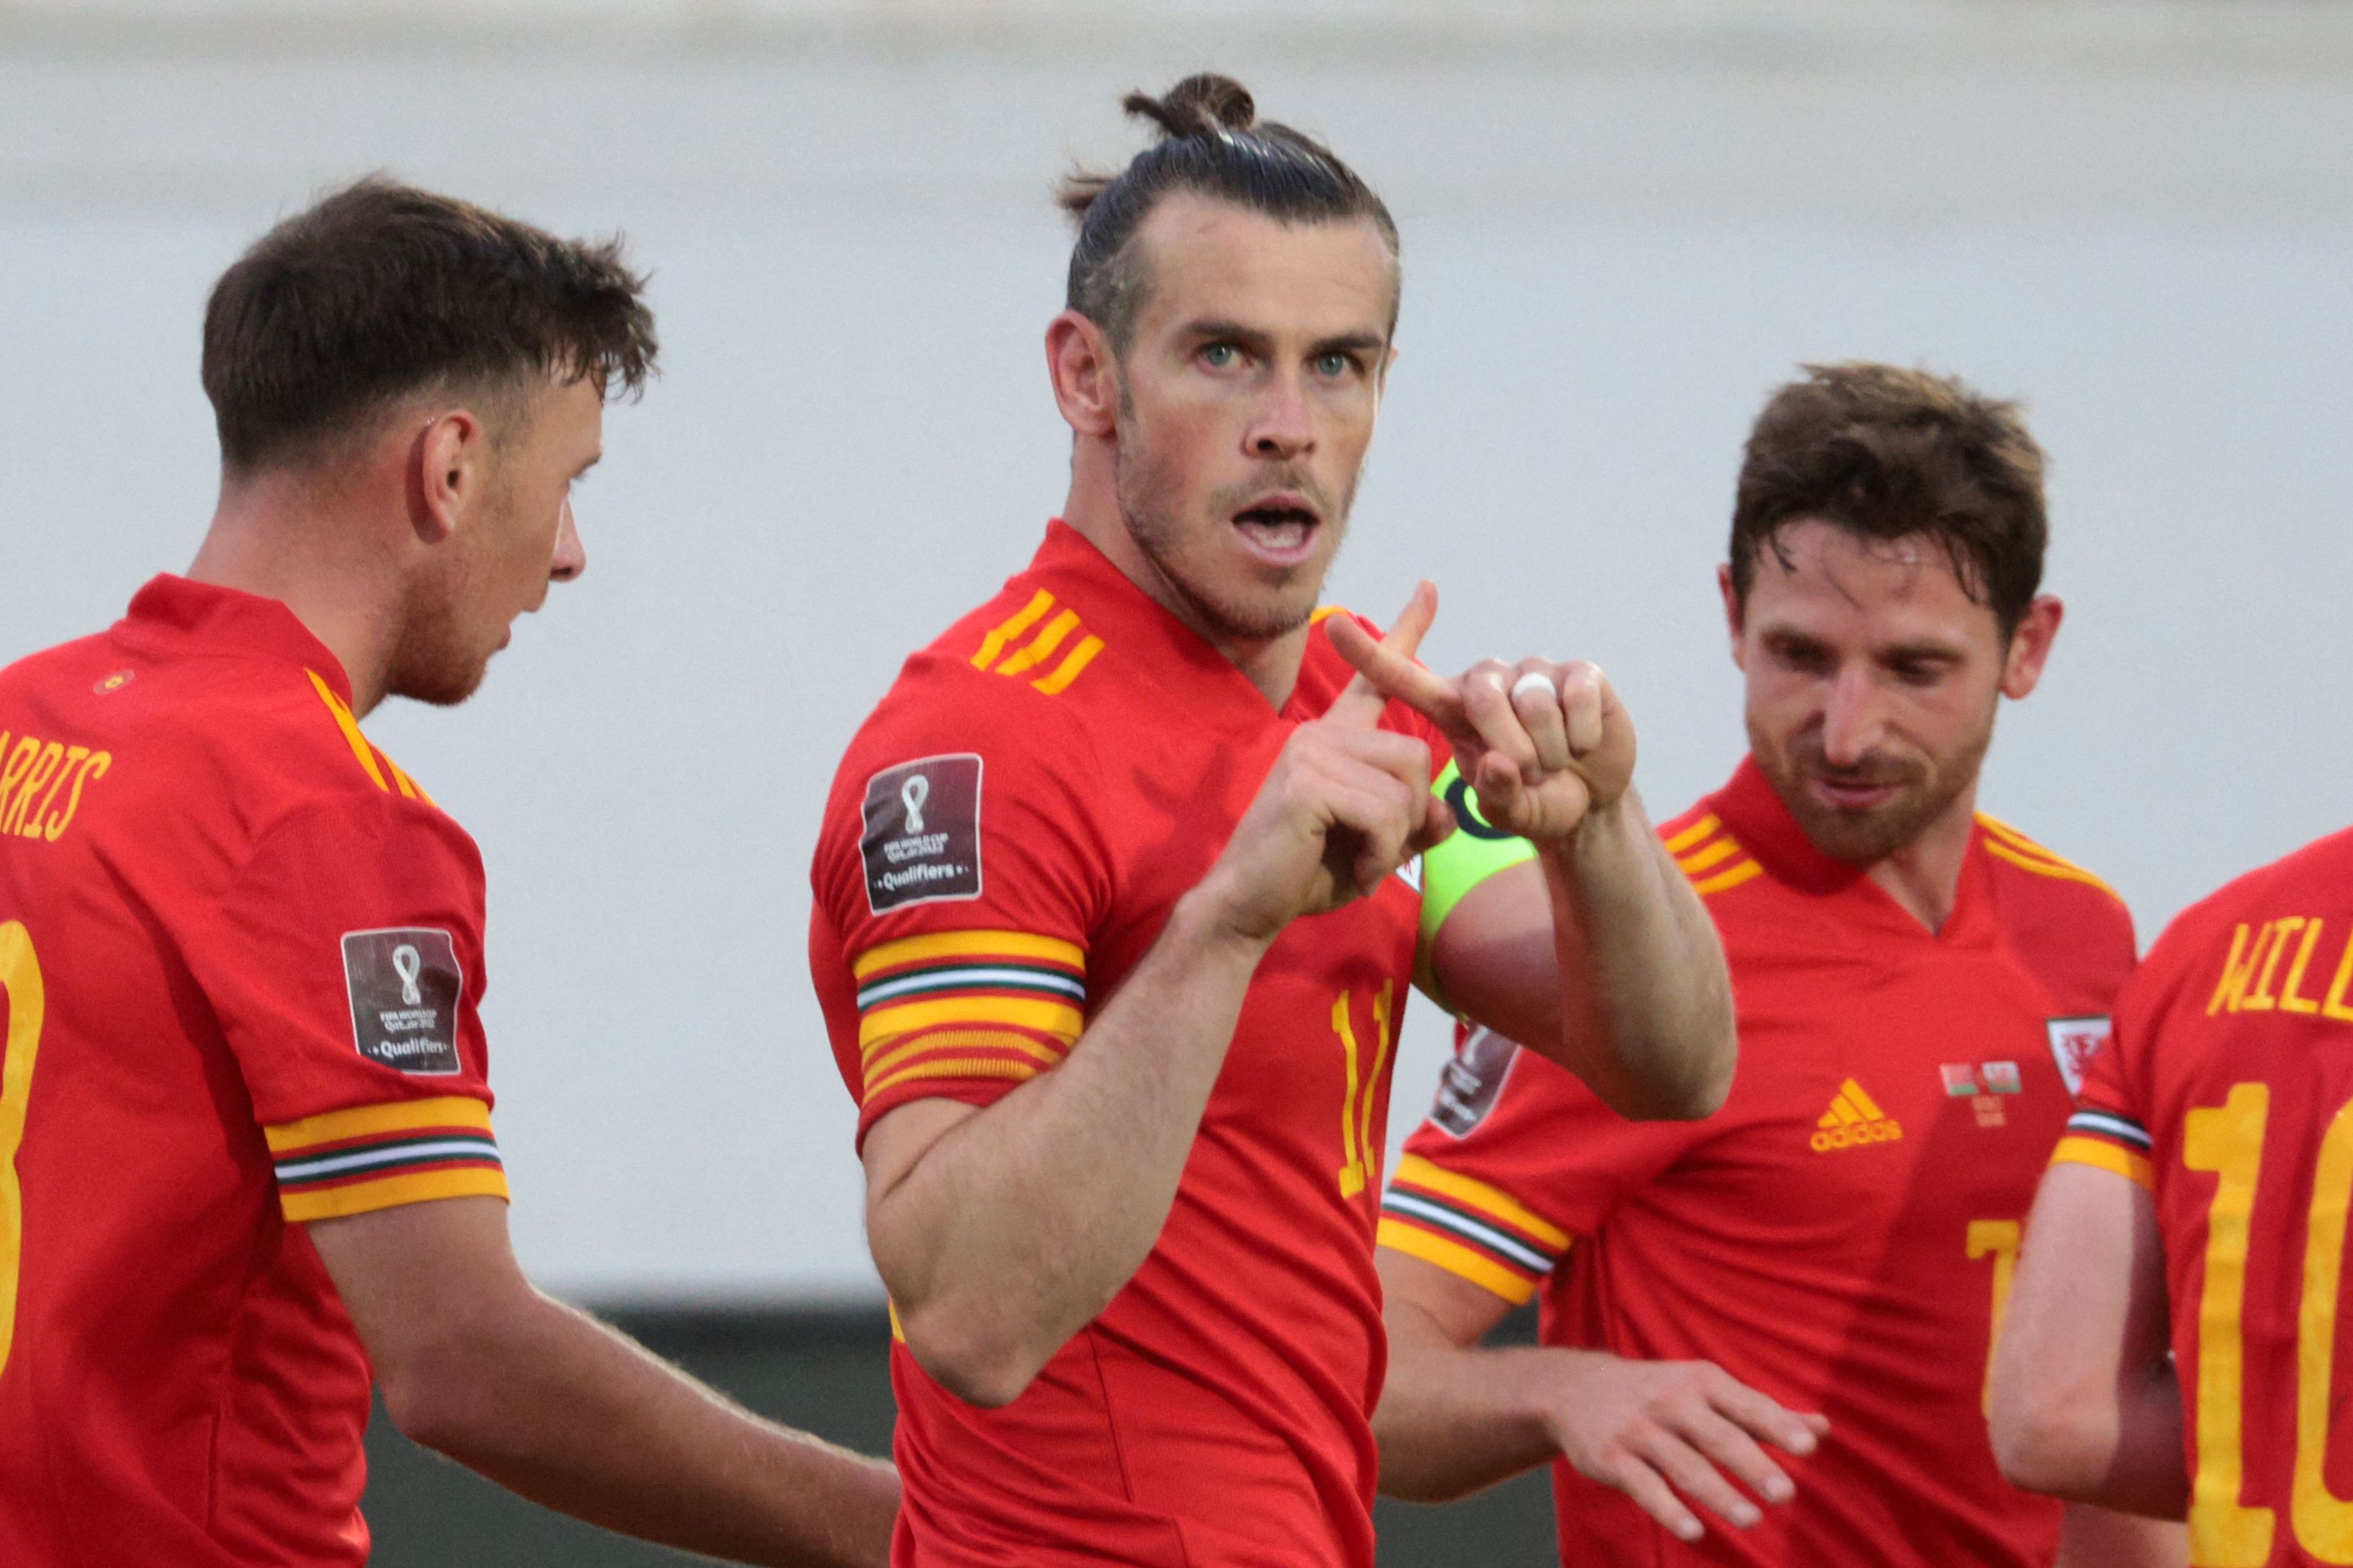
[1168,881,1281,966]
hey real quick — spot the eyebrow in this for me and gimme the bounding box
[1180,319,1387,357]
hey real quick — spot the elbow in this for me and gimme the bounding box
[1608,1026,1736,1122]
[1989,1386,2108,1502]
[897,1302,1051,1411]
[377,1335,498,1456]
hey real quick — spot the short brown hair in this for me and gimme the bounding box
[1057,73,1398,350]
[1729,362,2048,637]
[202,176,658,472]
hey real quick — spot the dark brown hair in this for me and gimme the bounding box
[202,176,658,473]
[1057,73,1398,349]
[1729,362,2048,637]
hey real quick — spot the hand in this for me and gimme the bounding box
[1542,1350,1829,1544]
[1327,583,1636,843]
[1192,601,1456,947]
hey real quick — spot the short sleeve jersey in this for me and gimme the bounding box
[0,578,508,1568]
[2056,825,2353,1568]
[1379,758,2136,1568]
[810,521,1447,1568]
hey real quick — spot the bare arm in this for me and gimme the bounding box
[864,633,1452,1407]
[310,1197,898,1568]
[1433,800,1733,1121]
[1328,593,1735,1120]
[1989,1162,2189,1518]
[1375,1249,1824,1542]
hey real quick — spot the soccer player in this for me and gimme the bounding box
[807,75,1735,1567]
[0,180,896,1566]
[1988,782,2353,1553]
[1372,363,2183,1566]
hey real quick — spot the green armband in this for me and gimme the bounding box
[1419,758,1539,949]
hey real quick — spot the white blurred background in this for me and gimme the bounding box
[4,0,2350,1302]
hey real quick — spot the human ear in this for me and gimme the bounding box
[1999,594,2065,699]
[408,409,488,545]
[1045,311,1120,439]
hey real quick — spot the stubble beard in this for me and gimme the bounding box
[1749,706,1994,866]
[1111,387,1353,647]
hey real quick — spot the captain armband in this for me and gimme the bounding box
[1419,758,1538,950]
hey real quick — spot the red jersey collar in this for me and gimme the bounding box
[1028,519,1329,725]
[1711,753,1996,944]
[120,575,357,704]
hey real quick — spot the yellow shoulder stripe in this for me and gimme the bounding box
[1677,836,1740,874]
[1378,1217,1540,1305]
[1981,836,2122,900]
[970,589,1054,671]
[851,929,1085,980]
[265,1095,493,1153]
[1392,1153,1571,1250]
[2051,1134,2155,1191]
[1691,859,1764,897]
[1662,815,1721,855]
[307,670,389,792]
[1310,605,1347,626]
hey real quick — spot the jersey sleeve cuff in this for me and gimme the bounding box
[851,929,1086,1121]
[1377,1153,1570,1305]
[265,1096,507,1222]
[2050,1108,2155,1191]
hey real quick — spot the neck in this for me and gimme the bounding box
[188,469,405,716]
[1860,779,1981,933]
[1062,446,1310,708]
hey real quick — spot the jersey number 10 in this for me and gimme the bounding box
[0,919,45,1383]
[2184,1080,2353,1566]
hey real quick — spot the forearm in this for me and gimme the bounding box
[1537,791,1735,1119]
[1376,1335,1567,1502]
[393,1290,897,1568]
[870,890,1266,1399]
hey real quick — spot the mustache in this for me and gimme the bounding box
[1789,742,1924,790]
[1206,466,1337,517]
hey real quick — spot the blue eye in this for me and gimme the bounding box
[1314,353,1352,377]
[1201,344,1237,369]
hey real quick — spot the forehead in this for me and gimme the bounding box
[1744,519,1998,646]
[1127,192,1396,339]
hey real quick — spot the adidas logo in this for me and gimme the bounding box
[1811,1078,1904,1152]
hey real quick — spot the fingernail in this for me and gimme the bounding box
[1731,1505,1760,1528]
[1765,1478,1793,1502]
[1675,1522,1704,1543]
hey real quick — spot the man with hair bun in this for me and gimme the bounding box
[1373,363,2182,1566]
[0,178,896,1567]
[809,74,1734,1566]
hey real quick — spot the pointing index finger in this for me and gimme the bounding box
[1325,581,1459,729]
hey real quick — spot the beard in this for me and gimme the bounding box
[1749,707,1994,866]
[1111,389,1353,645]
[383,550,493,708]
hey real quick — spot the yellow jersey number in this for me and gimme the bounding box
[0,920,45,1380]
[2181,1081,2353,1566]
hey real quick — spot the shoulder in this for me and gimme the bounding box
[1978,814,2134,936]
[2142,824,2353,982]
[1659,797,1767,902]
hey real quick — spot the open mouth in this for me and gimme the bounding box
[1232,496,1323,565]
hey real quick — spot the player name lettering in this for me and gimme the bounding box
[377,1008,440,1034]
[882,833,950,864]
[879,860,969,894]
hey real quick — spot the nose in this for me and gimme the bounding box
[1244,369,1313,462]
[1818,664,1882,767]
[550,496,586,584]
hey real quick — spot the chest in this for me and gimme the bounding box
[1675,933,2081,1252]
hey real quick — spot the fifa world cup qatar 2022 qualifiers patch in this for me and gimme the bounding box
[341,927,464,1075]
[862,753,984,914]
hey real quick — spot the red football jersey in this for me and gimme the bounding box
[2058,825,2353,1567]
[1379,758,2135,1567]
[0,578,507,1567]
[810,521,1447,1568]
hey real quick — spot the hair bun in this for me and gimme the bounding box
[1123,73,1256,141]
